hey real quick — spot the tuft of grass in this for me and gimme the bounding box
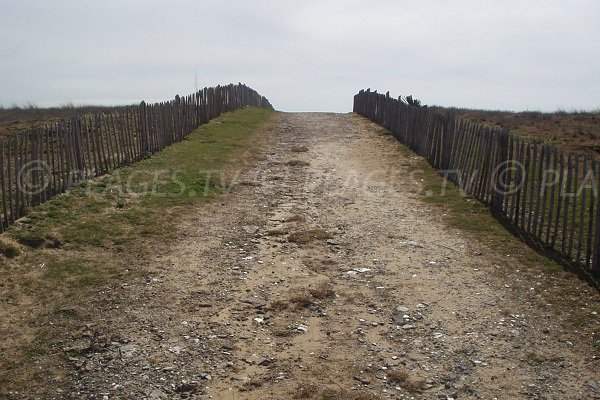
[386,370,424,392]
[0,240,20,258]
[288,229,333,244]
[291,146,309,153]
[286,160,310,167]
[288,293,313,309]
[309,283,335,300]
[267,228,288,236]
[241,377,263,390]
[293,384,377,400]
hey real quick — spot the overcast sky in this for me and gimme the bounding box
[1,0,599,112]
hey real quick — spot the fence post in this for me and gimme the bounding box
[492,127,510,213]
[139,101,149,156]
[592,167,600,278]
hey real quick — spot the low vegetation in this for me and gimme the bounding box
[437,107,600,157]
[0,103,132,136]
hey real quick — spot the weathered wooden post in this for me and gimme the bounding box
[492,127,510,213]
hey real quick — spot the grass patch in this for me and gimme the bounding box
[41,257,122,289]
[0,240,20,258]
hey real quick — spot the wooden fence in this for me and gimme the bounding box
[354,89,600,280]
[0,83,273,231]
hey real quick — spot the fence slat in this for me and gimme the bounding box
[593,160,600,277]
[577,156,589,265]
[0,140,8,230]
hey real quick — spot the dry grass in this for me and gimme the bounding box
[241,376,263,390]
[288,229,333,244]
[293,384,377,400]
[309,283,335,300]
[286,159,310,167]
[291,146,310,153]
[238,180,261,187]
[386,370,424,392]
[267,300,289,311]
[0,240,20,258]
[288,293,313,309]
[294,383,319,398]
[266,228,288,236]
[445,108,600,157]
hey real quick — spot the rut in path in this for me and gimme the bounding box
[71,113,598,400]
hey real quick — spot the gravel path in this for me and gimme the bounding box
[65,113,599,399]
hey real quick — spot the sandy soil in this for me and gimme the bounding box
[8,112,600,399]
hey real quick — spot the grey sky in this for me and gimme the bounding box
[1,0,599,112]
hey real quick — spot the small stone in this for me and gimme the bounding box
[326,239,340,245]
[240,298,266,309]
[353,376,371,385]
[242,225,259,235]
[175,383,198,394]
[588,380,598,390]
[297,324,308,333]
[402,324,415,330]
[396,306,410,313]
[148,390,167,400]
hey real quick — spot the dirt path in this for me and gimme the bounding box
[62,113,598,400]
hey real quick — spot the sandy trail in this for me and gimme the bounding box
[66,113,598,400]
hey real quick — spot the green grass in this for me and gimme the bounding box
[0,239,20,258]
